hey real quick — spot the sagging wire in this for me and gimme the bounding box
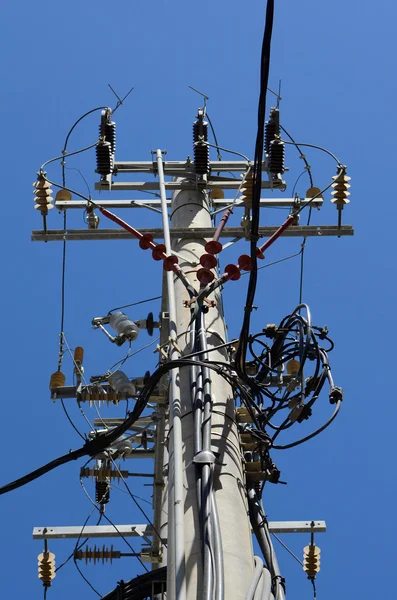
[107,336,160,376]
[108,295,162,315]
[211,166,252,216]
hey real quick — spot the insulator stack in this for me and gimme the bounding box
[331,169,350,210]
[303,544,321,579]
[239,171,254,208]
[79,388,120,406]
[268,139,285,174]
[193,115,210,175]
[95,479,110,504]
[49,371,65,389]
[286,359,300,376]
[96,140,113,176]
[33,174,53,215]
[74,545,121,564]
[38,552,56,587]
[264,108,280,154]
[80,466,129,481]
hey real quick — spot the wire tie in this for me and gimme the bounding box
[169,337,182,355]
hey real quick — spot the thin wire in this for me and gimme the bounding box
[55,507,98,573]
[201,140,251,163]
[110,457,166,548]
[206,113,222,160]
[107,336,160,375]
[64,166,92,198]
[280,138,342,166]
[271,533,303,566]
[212,166,252,216]
[291,171,307,198]
[44,587,47,600]
[241,248,303,275]
[60,399,86,440]
[73,558,102,596]
[41,142,98,171]
[79,474,149,572]
[311,578,317,600]
[108,295,162,314]
[279,126,314,188]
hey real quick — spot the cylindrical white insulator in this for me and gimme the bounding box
[109,311,139,341]
[108,371,136,396]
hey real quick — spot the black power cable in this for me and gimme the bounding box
[236,0,275,379]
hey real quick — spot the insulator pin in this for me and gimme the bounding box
[74,545,120,564]
[268,139,285,174]
[38,552,56,587]
[303,544,321,579]
[33,173,53,215]
[49,371,65,389]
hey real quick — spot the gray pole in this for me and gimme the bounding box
[164,178,255,599]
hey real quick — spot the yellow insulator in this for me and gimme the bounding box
[306,186,323,200]
[55,189,72,202]
[33,173,53,215]
[286,359,300,376]
[239,171,253,207]
[38,552,56,587]
[331,169,351,210]
[210,189,225,200]
[74,346,84,364]
[303,545,321,579]
[49,371,65,389]
[74,545,121,565]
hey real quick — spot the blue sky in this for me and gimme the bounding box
[1,1,395,598]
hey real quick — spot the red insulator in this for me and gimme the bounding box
[152,244,167,261]
[200,253,217,269]
[163,255,179,271]
[197,268,215,285]
[238,254,252,271]
[224,264,241,281]
[256,247,265,259]
[205,239,223,255]
[139,233,154,250]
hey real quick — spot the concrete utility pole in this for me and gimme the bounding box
[166,178,255,598]
[31,107,353,600]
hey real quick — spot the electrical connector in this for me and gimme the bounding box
[329,385,343,404]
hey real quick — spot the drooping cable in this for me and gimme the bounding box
[235,0,275,379]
